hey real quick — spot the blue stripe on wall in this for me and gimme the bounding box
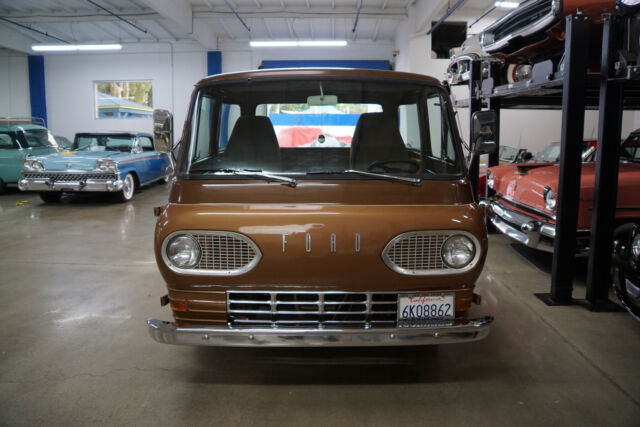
[261,60,390,70]
[27,55,47,126]
[207,51,222,76]
[268,113,360,126]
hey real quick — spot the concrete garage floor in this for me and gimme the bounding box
[0,185,639,426]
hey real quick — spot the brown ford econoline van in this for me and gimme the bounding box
[147,68,495,347]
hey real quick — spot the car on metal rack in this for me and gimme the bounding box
[18,131,172,203]
[146,68,497,348]
[0,117,59,193]
[446,34,502,85]
[479,0,615,83]
[486,132,640,254]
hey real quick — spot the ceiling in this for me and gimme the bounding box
[0,1,513,50]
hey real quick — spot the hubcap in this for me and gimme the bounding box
[123,175,134,199]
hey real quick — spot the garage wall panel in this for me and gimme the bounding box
[0,49,31,118]
[44,49,206,141]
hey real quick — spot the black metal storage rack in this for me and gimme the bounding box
[453,13,640,311]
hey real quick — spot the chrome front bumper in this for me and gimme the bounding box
[146,317,493,347]
[487,199,556,253]
[18,177,123,192]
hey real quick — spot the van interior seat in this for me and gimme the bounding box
[350,112,411,170]
[222,116,281,170]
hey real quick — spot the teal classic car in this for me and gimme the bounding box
[0,118,59,193]
[18,131,172,203]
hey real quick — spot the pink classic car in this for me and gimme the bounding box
[486,132,640,253]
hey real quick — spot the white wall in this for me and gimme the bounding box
[44,44,207,140]
[0,48,31,118]
[42,40,396,141]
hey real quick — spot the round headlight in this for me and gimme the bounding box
[632,234,640,260]
[23,159,44,171]
[441,235,476,269]
[487,170,494,189]
[544,187,556,210]
[166,235,201,269]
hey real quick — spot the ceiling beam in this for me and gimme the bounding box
[137,0,192,33]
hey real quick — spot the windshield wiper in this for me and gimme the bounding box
[206,168,297,187]
[306,169,421,186]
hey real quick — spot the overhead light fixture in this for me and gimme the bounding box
[31,44,123,52]
[494,1,519,8]
[250,40,347,48]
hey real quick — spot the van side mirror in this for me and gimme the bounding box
[153,109,173,153]
[471,110,497,155]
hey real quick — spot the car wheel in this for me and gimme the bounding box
[40,192,62,203]
[160,166,172,184]
[613,267,640,322]
[115,173,135,202]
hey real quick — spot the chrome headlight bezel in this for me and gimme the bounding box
[632,234,640,261]
[486,170,494,189]
[165,234,202,269]
[23,159,44,172]
[381,230,481,276]
[441,234,477,269]
[544,186,557,211]
[95,159,119,173]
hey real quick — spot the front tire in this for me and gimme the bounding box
[115,173,135,202]
[613,267,640,322]
[40,192,62,203]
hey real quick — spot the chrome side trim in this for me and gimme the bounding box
[146,316,493,347]
[381,230,482,276]
[161,230,262,276]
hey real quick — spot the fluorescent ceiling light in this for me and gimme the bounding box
[250,40,347,47]
[494,1,519,8]
[32,44,123,52]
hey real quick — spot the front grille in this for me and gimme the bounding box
[227,291,398,329]
[23,172,117,181]
[195,233,260,272]
[486,0,556,46]
[382,232,452,275]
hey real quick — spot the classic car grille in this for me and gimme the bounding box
[227,291,398,329]
[193,232,260,273]
[382,232,450,273]
[489,0,555,44]
[23,172,117,181]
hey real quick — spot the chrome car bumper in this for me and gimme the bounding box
[146,317,493,347]
[487,199,556,253]
[18,177,123,192]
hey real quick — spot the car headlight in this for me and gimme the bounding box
[487,170,494,189]
[95,159,118,173]
[480,32,494,46]
[632,234,640,261]
[23,159,44,171]
[441,235,476,269]
[544,186,556,210]
[166,235,201,269]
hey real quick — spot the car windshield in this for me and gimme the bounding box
[621,133,640,162]
[499,145,519,162]
[186,78,463,179]
[73,135,135,152]
[533,142,595,163]
[22,129,58,148]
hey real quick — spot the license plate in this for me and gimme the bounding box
[398,293,455,327]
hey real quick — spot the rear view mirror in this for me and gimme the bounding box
[471,110,497,154]
[153,109,173,153]
[307,95,338,106]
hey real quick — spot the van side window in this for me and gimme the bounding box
[192,96,215,161]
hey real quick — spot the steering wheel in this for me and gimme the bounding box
[367,159,421,173]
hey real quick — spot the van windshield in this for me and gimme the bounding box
[187,79,463,179]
